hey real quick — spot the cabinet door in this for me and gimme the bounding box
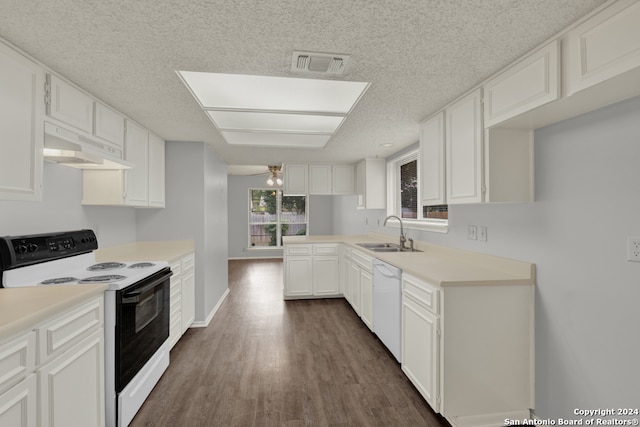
[148,133,165,208]
[446,89,483,204]
[312,256,339,296]
[0,374,37,427]
[402,296,440,412]
[359,269,374,331]
[181,254,195,331]
[94,102,124,148]
[309,164,332,195]
[39,329,105,427]
[356,160,366,208]
[420,112,446,206]
[169,266,182,349]
[47,74,93,133]
[348,262,360,314]
[0,42,44,201]
[332,164,355,195]
[284,256,313,297]
[283,164,308,195]
[124,120,149,206]
[341,253,352,299]
[565,0,640,96]
[483,41,560,127]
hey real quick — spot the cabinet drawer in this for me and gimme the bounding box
[351,249,373,272]
[402,274,439,315]
[285,245,312,256]
[0,331,36,394]
[37,297,103,365]
[313,244,338,256]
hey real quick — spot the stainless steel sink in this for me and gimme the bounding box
[356,242,401,249]
[356,243,422,253]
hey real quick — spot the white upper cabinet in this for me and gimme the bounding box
[419,112,446,206]
[46,74,93,133]
[124,120,149,206]
[564,0,640,97]
[356,158,386,209]
[332,164,355,195]
[0,41,44,201]
[484,40,560,128]
[147,132,165,208]
[94,102,125,149]
[309,164,332,195]
[283,163,308,195]
[445,89,483,205]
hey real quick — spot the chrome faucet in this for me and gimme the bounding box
[383,215,408,250]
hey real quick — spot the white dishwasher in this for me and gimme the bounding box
[372,259,402,362]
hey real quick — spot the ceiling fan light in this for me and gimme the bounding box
[267,177,274,186]
[276,177,283,186]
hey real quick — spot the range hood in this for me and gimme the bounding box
[44,122,134,169]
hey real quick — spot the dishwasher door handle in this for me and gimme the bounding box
[372,262,401,279]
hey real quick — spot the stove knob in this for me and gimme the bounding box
[16,244,28,254]
[28,244,38,252]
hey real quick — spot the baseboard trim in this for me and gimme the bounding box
[447,410,532,427]
[190,287,230,328]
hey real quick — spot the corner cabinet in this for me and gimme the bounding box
[401,273,534,427]
[0,41,44,202]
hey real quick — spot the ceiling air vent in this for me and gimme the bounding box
[291,51,350,75]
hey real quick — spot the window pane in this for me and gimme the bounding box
[282,223,307,237]
[281,194,306,222]
[400,160,418,219]
[250,190,277,222]
[250,223,278,247]
[423,204,448,220]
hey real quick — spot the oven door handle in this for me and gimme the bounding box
[121,270,172,304]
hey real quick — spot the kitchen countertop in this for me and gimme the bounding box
[95,240,195,263]
[0,284,107,341]
[283,233,535,287]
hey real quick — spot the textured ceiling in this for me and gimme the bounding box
[0,0,607,166]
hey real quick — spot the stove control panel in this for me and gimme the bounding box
[0,229,98,269]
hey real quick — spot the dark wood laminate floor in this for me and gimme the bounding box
[130,259,449,427]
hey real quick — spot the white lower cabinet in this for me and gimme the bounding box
[38,329,105,427]
[345,248,373,329]
[402,273,534,427]
[0,295,105,427]
[0,374,37,427]
[284,244,340,299]
[402,275,440,411]
[168,252,196,349]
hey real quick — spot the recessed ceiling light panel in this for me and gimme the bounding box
[176,70,370,148]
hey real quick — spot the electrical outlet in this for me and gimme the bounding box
[467,225,477,240]
[627,237,640,262]
[478,226,487,242]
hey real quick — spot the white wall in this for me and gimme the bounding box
[227,175,336,259]
[0,161,136,246]
[332,96,640,418]
[136,141,228,324]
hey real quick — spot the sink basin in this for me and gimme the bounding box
[356,243,423,253]
[356,242,401,249]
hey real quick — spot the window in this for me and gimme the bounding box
[249,189,307,248]
[387,149,448,232]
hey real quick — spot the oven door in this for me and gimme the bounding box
[115,267,171,392]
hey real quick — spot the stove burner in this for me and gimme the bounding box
[87,262,127,271]
[128,262,155,269]
[41,277,79,285]
[80,274,127,283]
